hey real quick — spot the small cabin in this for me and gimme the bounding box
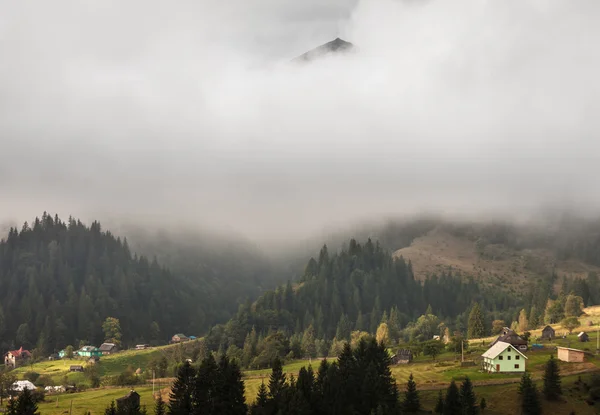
[135,344,149,350]
[541,325,555,340]
[391,349,413,364]
[557,347,585,363]
[172,333,190,343]
[99,343,119,355]
[69,365,84,372]
[578,332,589,342]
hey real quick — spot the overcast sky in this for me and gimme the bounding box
[1,0,599,244]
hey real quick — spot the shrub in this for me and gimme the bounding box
[34,375,55,387]
[23,372,40,383]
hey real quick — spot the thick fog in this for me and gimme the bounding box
[1,0,599,244]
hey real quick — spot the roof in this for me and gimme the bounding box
[482,341,528,360]
[116,390,140,402]
[491,329,527,346]
[70,365,84,369]
[6,347,31,358]
[292,38,356,63]
[12,380,36,391]
[99,343,117,351]
[543,325,555,331]
[79,346,98,352]
[173,333,187,337]
[578,332,588,337]
[557,346,585,353]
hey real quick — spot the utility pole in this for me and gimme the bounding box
[596,325,599,355]
[69,399,73,415]
[152,370,155,396]
[461,340,464,363]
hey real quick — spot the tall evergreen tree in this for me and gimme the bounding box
[168,362,196,415]
[104,401,117,415]
[403,373,420,413]
[459,377,478,415]
[443,380,461,415]
[542,354,562,401]
[250,382,269,415]
[434,390,444,414]
[154,395,166,415]
[6,388,39,415]
[467,303,485,339]
[518,372,541,415]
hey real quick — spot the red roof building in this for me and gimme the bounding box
[4,347,32,368]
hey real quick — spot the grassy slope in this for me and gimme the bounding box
[393,227,600,289]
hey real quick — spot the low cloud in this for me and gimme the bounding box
[1,0,599,245]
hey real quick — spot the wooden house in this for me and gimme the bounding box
[482,341,527,373]
[99,343,119,355]
[491,328,528,352]
[171,333,190,343]
[135,344,149,350]
[391,349,413,364]
[4,347,32,368]
[69,365,84,372]
[578,332,589,342]
[541,326,555,340]
[557,347,585,363]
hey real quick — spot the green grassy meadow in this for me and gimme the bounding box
[7,307,600,413]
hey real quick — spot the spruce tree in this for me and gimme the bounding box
[403,373,420,413]
[434,390,444,414]
[251,382,269,415]
[518,372,541,415]
[467,303,485,339]
[460,376,478,415]
[267,357,287,412]
[168,362,196,415]
[154,395,166,415]
[443,380,461,415]
[543,354,562,400]
[7,388,39,415]
[479,397,486,413]
[104,401,117,415]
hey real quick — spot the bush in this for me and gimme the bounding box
[34,375,55,387]
[31,388,45,403]
[23,372,40,383]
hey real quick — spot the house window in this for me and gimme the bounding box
[516,355,520,360]
[499,356,503,360]
[514,364,519,369]
[507,356,511,360]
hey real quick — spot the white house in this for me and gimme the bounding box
[11,380,36,392]
[481,341,528,373]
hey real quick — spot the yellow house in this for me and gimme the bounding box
[482,341,528,373]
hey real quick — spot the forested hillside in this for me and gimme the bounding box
[0,214,223,352]
[124,227,282,328]
[206,239,521,366]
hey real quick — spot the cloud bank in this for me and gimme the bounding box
[1,0,599,244]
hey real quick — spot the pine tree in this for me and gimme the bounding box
[154,395,166,415]
[403,373,420,413]
[518,372,541,415]
[479,397,486,413]
[7,388,39,415]
[460,376,478,415]
[443,380,461,415]
[268,357,287,411]
[434,390,444,414]
[104,401,117,415]
[467,303,485,339]
[543,354,562,400]
[168,362,196,415]
[250,382,269,415]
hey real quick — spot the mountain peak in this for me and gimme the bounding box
[292,37,355,63]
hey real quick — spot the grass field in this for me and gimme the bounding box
[8,307,600,413]
[37,386,157,415]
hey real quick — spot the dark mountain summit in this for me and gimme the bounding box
[292,37,355,63]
